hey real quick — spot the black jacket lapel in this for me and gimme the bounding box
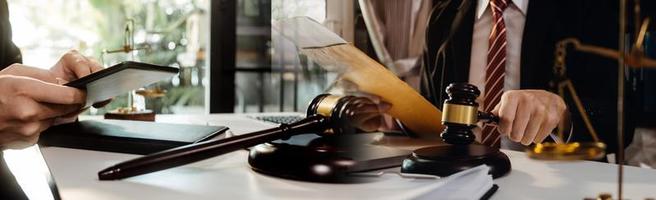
[520,0,559,89]
[421,0,477,106]
[447,0,476,85]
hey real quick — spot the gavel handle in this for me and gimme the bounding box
[98,115,330,180]
[478,111,500,125]
[477,111,564,143]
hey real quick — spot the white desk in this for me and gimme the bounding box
[41,114,656,200]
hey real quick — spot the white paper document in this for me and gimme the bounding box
[259,165,495,200]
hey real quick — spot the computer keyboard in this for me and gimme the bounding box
[254,115,305,124]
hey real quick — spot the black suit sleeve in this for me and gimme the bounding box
[0,0,21,69]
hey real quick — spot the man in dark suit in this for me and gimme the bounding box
[0,0,105,198]
[421,0,637,153]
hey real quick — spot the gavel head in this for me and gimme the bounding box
[441,83,481,145]
[307,94,383,135]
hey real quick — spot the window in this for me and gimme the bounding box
[272,0,326,22]
[8,0,342,115]
[230,0,330,113]
[8,0,210,114]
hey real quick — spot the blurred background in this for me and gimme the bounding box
[6,0,366,115]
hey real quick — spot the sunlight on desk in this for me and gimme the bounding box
[4,145,57,200]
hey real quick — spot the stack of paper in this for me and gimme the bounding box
[410,165,495,200]
[261,165,496,200]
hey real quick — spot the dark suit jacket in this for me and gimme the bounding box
[421,0,636,155]
[0,0,20,69]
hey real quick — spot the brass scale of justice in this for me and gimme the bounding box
[543,8,655,199]
[512,5,654,162]
[515,2,655,198]
[100,19,166,121]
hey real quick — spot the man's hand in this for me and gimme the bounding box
[0,75,85,149]
[492,90,567,145]
[328,78,394,132]
[0,50,104,84]
[0,50,109,149]
[350,97,391,132]
[49,50,104,81]
[49,50,108,124]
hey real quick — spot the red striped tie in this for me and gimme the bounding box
[481,0,509,148]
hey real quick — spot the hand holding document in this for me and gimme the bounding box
[274,17,444,138]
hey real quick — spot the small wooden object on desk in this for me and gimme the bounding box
[104,107,155,122]
[104,88,166,122]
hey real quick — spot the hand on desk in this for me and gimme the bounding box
[492,90,566,145]
[0,50,108,149]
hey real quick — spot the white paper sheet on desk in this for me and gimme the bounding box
[380,165,494,200]
[414,165,494,200]
[245,164,494,200]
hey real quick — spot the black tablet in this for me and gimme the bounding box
[65,61,179,107]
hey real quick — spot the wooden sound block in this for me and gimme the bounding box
[248,134,411,183]
[401,144,511,179]
[104,110,155,121]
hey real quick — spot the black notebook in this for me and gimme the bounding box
[39,119,229,155]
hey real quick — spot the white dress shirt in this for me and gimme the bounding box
[468,0,528,145]
[468,0,529,107]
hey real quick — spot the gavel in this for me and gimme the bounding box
[440,83,499,145]
[401,83,511,178]
[98,94,382,180]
